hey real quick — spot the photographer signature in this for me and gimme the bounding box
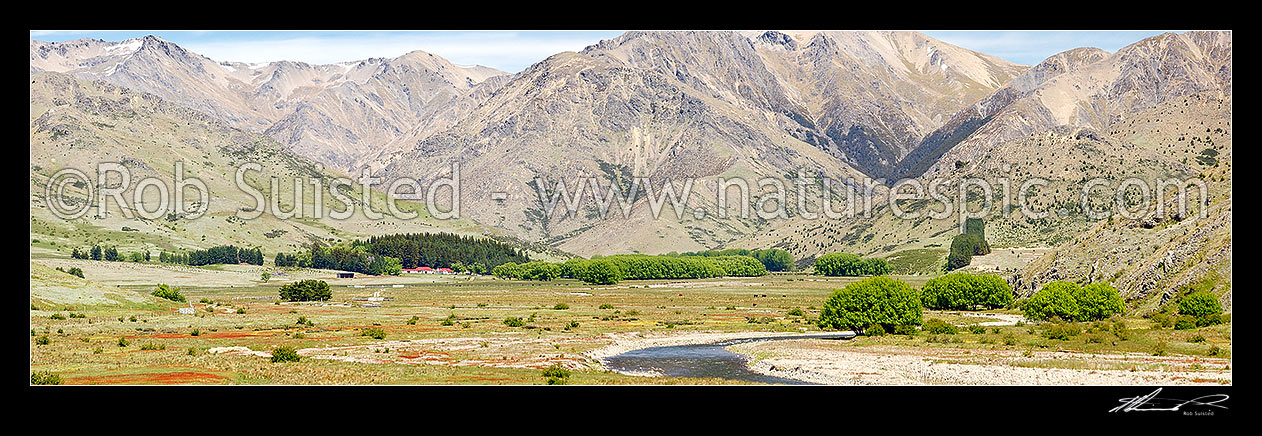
[1110,388,1229,413]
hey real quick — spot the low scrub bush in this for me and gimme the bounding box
[1042,323,1081,340]
[893,324,919,336]
[1174,315,1198,331]
[923,318,957,335]
[360,328,387,339]
[151,284,187,302]
[31,371,62,385]
[864,324,886,336]
[271,346,301,363]
[543,364,571,385]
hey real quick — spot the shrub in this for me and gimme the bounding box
[599,304,615,310]
[1199,314,1227,327]
[1042,323,1081,340]
[151,284,186,302]
[864,324,886,336]
[31,371,62,385]
[967,325,988,334]
[1149,312,1174,329]
[35,336,50,345]
[117,337,130,347]
[542,364,571,385]
[542,365,571,379]
[1178,291,1223,326]
[1174,315,1198,331]
[893,324,919,336]
[817,276,922,331]
[923,318,957,335]
[814,253,891,276]
[503,317,525,328]
[553,303,570,310]
[360,328,386,339]
[1022,281,1123,322]
[920,273,1013,310]
[1112,320,1130,340]
[271,346,301,363]
[407,316,419,325]
[278,280,332,302]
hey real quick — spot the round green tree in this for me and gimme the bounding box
[818,276,922,332]
[1178,291,1222,317]
[1022,281,1082,321]
[1023,281,1123,322]
[1077,282,1125,320]
[1178,291,1222,326]
[279,280,332,302]
[922,273,1014,310]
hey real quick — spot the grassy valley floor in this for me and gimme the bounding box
[31,252,1229,385]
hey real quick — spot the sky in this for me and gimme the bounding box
[30,30,1179,72]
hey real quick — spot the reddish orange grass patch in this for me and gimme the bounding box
[64,371,229,385]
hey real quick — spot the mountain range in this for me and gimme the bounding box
[30,30,1232,303]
